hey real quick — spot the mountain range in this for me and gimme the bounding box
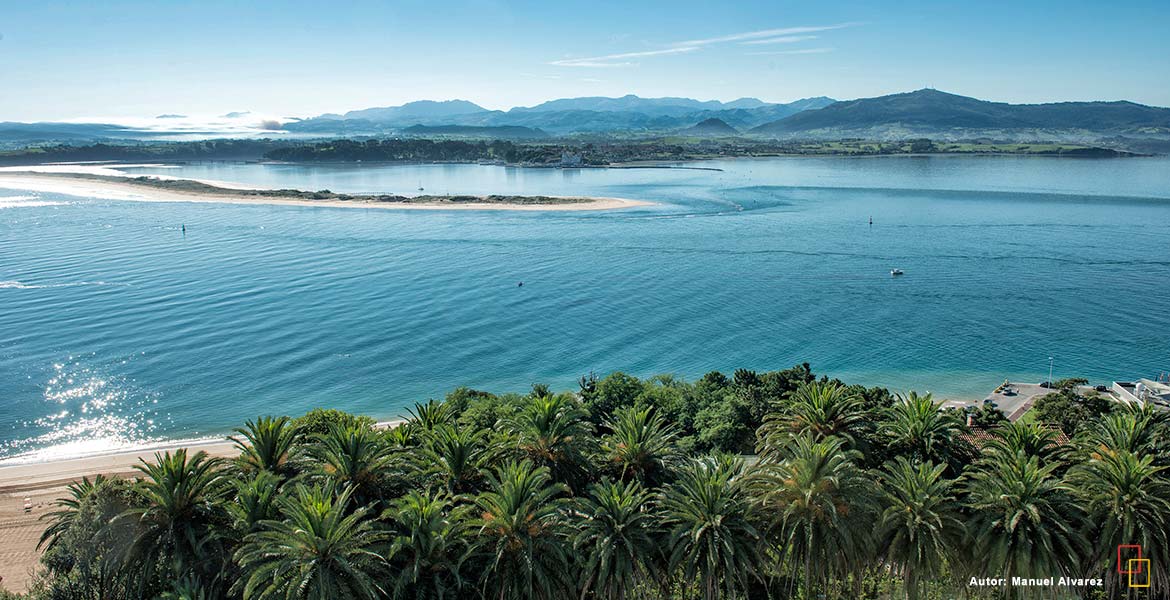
[252,90,1170,142]
[3,90,1169,148]
[749,89,1170,141]
[282,95,836,136]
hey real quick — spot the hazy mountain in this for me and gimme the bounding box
[339,100,489,122]
[682,97,837,130]
[512,95,728,117]
[155,114,187,119]
[286,95,836,135]
[680,118,739,136]
[722,97,770,109]
[751,89,1170,139]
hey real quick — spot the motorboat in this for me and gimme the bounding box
[890,268,904,276]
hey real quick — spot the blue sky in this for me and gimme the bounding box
[2,0,1168,121]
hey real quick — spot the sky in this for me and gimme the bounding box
[2,0,1169,122]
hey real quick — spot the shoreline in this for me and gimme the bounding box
[0,419,406,491]
[0,170,653,212]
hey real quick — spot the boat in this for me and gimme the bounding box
[417,181,425,191]
[890,269,904,276]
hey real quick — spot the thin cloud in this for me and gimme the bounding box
[740,35,819,46]
[550,46,699,68]
[673,23,856,47]
[746,47,835,56]
[550,22,855,67]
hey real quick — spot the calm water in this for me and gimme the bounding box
[2,156,1169,462]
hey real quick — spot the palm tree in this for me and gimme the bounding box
[574,479,662,599]
[755,435,878,598]
[877,457,965,600]
[408,399,456,432]
[1080,404,1169,459]
[880,391,970,471]
[660,455,764,600]
[600,405,682,487]
[470,460,571,600]
[1068,449,1170,594]
[416,423,492,494]
[308,424,398,505]
[121,450,231,594]
[963,450,1086,598]
[235,485,387,600]
[383,490,469,599]
[231,416,299,477]
[39,474,110,553]
[983,420,1068,465]
[503,394,594,488]
[228,471,283,535]
[758,381,866,458]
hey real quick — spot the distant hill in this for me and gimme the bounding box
[401,124,549,139]
[339,100,489,123]
[751,89,1170,139]
[680,118,738,136]
[513,95,733,117]
[287,95,836,135]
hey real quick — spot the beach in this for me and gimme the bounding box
[0,439,236,593]
[0,169,651,212]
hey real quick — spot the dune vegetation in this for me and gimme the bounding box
[10,366,1170,600]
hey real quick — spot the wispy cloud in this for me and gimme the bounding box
[549,46,699,68]
[673,23,856,47]
[550,22,856,67]
[739,35,819,46]
[745,47,835,56]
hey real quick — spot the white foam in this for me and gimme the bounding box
[0,195,66,209]
[0,280,126,289]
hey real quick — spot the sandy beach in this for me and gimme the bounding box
[0,168,652,212]
[0,419,405,594]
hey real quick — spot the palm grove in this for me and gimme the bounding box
[13,365,1170,600]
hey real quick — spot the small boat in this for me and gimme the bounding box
[890,269,904,276]
[417,181,425,191]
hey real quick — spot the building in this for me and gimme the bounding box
[1112,378,1170,410]
[560,151,583,167]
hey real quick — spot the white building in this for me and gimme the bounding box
[1112,378,1170,410]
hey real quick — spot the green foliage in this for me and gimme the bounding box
[963,451,1087,586]
[1033,385,1113,436]
[600,405,682,487]
[231,416,299,477]
[581,371,644,423]
[235,485,388,600]
[967,402,1008,429]
[27,367,1170,600]
[291,408,376,439]
[880,391,973,473]
[660,456,764,600]
[573,480,661,599]
[470,461,571,600]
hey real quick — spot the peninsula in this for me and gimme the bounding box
[0,170,650,211]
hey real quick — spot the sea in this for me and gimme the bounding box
[2,155,1168,462]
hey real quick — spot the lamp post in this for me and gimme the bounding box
[1048,356,1054,386]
